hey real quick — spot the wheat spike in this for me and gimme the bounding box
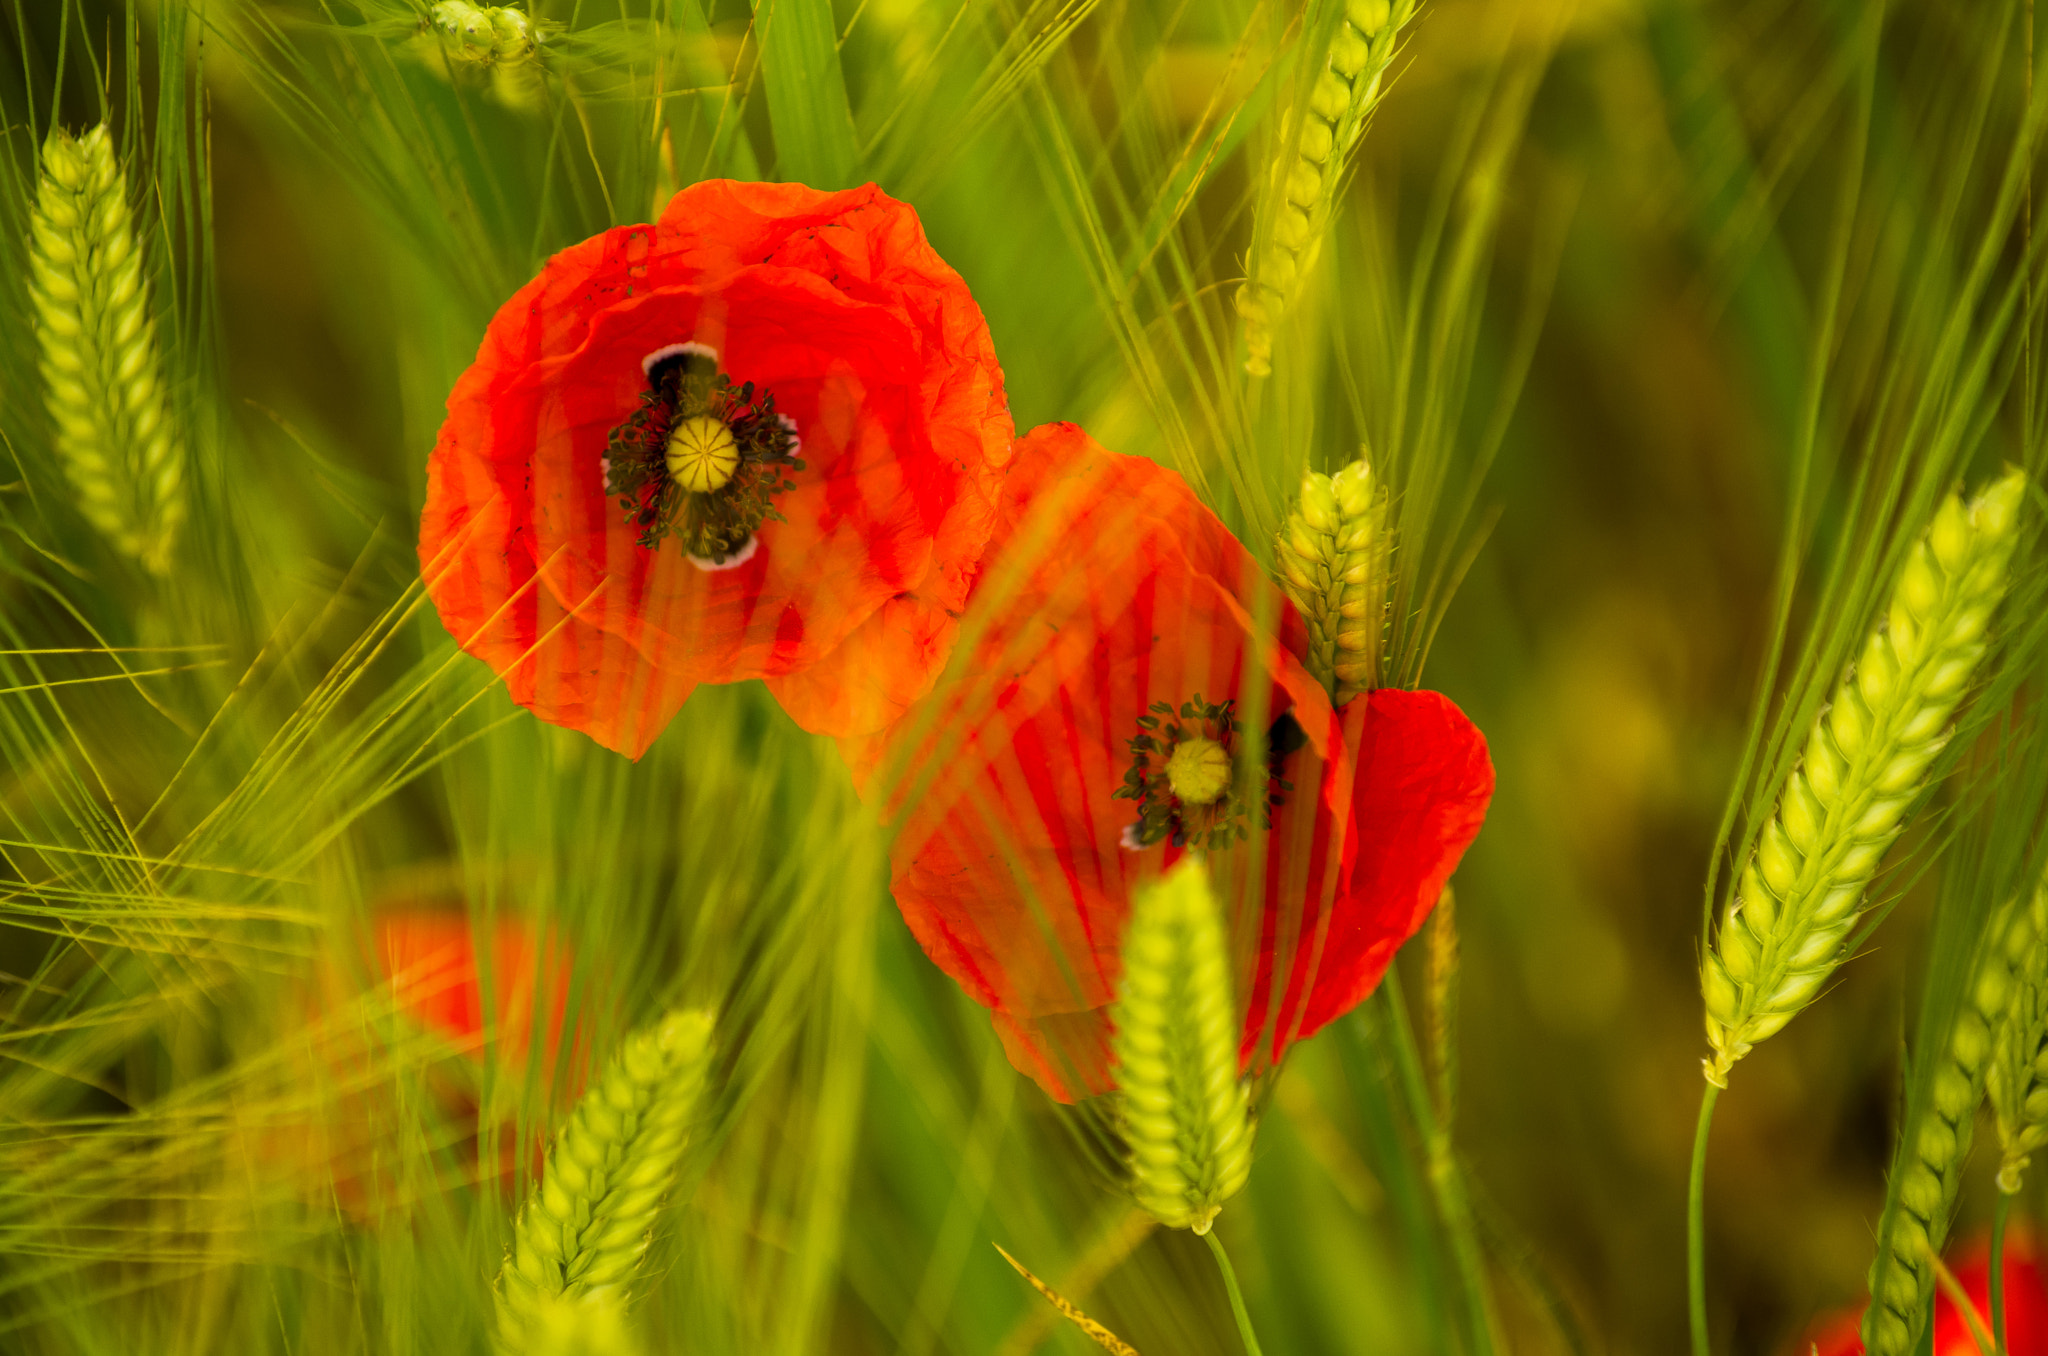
[495,1008,714,1352]
[1701,469,2027,1087]
[1236,0,1416,377]
[1989,872,2048,1193]
[27,124,185,573]
[522,1292,645,1356]
[1274,457,1392,703]
[427,1,544,65]
[1860,900,2024,1356]
[1111,858,1253,1235]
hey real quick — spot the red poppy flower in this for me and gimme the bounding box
[863,423,1494,1100]
[245,909,581,1220]
[371,910,574,1076]
[420,180,1012,757]
[1805,1236,2048,1355]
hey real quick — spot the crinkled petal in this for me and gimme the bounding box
[420,180,1010,752]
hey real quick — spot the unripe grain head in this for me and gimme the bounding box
[26,124,184,573]
[1862,885,2027,1355]
[495,1009,714,1353]
[1110,859,1253,1235]
[1237,0,1417,376]
[1989,877,2048,1193]
[1702,470,2026,1087]
[1273,457,1391,704]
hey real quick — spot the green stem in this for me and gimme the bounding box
[1204,1229,1266,1356]
[1688,1080,1723,1356]
[1992,1190,2012,1356]
[1380,975,1501,1356]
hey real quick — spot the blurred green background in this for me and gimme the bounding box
[0,1,2041,1354]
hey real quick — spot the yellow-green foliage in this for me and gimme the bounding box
[1111,859,1252,1235]
[26,124,184,573]
[497,1009,715,1352]
[1859,901,2025,1356]
[1989,873,2048,1193]
[1275,458,1391,704]
[1701,470,2026,1087]
[1236,0,1416,377]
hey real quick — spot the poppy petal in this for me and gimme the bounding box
[420,181,1010,755]
[1246,687,1494,1070]
[875,423,1340,1100]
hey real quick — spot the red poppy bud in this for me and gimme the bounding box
[420,181,1012,757]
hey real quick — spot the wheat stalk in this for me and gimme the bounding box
[1989,871,2048,1193]
[993,1244,1141,1356]
[1701,470,2027,1086]
[1111,858,1253,1235]
[495,1008,715,1352]
[1274,457,1392,703]
[26,124,185,573]
[1860,899,2025,1356]
[1236,0,1416,377]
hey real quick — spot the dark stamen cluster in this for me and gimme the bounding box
[1106,697,1244,850]
[604,350,804,562]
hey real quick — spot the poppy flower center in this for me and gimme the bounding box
[665,416,740,493]
[604,347,805,564]
[1116,699,1302,852]
[1114,696,1247,852]
[1164,737,1232,805]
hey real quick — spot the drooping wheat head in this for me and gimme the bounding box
[1701,469,2027,1087]
[1236,0,1417,377]
[1111,859,1253,1235]
[495,1008,715,1352]
[1275,457,1392,703]
[27,124,185,574]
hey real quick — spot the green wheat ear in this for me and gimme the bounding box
[1111,858,1253,1235]
[426,1,546,66]
[1275,457,1391,704]
[495,1008,715,1353]
[1989,871,2048,1193]
[27,124,185,574]
[1701,469,2027,1087]
[1859,896,2024,1356]
[1236,0,1417,377]
[523,1292,645,1356]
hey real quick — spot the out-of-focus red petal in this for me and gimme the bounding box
[420,180,1010,754]
[1804,1236,2048,1355]
[371,912,572,1072]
